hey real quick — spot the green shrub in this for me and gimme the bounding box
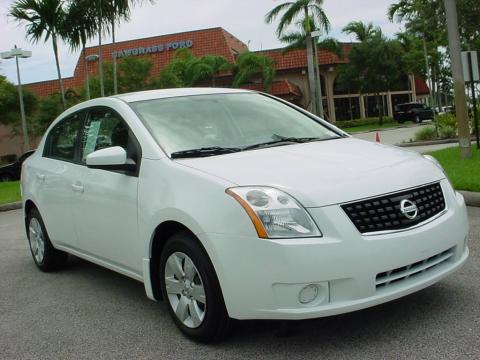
[439,125,456,139]
[338,117,394,129]
[415,126,437,141]
[437,113,457,131]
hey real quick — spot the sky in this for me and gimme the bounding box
[0,0,403,85]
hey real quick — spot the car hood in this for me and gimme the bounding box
[176,138,445,207]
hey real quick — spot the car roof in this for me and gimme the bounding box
[112,87,253,103]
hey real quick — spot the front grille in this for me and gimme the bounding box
[376,247,454,290]
[341,183,445,234]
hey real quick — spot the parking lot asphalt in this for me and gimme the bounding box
[0,208,479,360]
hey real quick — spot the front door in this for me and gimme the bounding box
[71,107,143,276]
[34,112,84,247]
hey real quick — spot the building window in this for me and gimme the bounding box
[334,97,361,121]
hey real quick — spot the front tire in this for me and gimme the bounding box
[159,232,230,342]
[27,208,68,272]
[414,115,422,123]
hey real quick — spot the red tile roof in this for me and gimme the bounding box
[414,76,430,95]
[255,44,352,71]
[26,27,248,97]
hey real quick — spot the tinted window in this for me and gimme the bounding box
[44,113,83,161]
[80,108,139,164]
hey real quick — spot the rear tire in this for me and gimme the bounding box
[159,232,231,342]
[27,208,68,272]
[414,115,421,123]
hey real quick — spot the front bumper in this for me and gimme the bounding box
[201,180,470,320]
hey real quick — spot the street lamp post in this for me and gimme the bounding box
[85,54,100,100]
[1,46,32,152]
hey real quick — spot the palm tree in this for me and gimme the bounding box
[265,0,330,115]
[199,55,231,86]
[232,52,276,92]
[98,0,155,95]
[342,21,379,42]
[279,16,341,118]
[62,0,98,100]
[10,0,67,108]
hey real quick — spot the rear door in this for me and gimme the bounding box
[70,107,143,275]
[33,112,84,247]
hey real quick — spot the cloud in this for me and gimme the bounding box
[0,0,398,84]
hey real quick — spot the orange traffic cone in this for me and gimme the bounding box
[375,132,381,143]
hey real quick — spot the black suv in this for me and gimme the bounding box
[393,103,434,123]
[0,150,35,182]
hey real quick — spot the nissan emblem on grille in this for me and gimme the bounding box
[400,199,418,220]
[341,183,446,234]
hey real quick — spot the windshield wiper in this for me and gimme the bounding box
[242,136,327,151]
[171,146,242,159]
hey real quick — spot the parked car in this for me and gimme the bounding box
[0,150,35,181]
[394,102,435,123]
[21,89,469,342]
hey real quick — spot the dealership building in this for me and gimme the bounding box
[1,27,429,157]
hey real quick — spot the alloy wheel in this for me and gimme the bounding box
[29,218,45,264]
[164,252,207,328]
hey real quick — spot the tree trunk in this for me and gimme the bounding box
[313,38,324,118]
[52,34,66,109]
[112,14,118,95]
[444,0,472,158]
[83,44,90,100]
[306,34,317,115]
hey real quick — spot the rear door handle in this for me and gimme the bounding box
[36,174,45,182]
[71,183,84,193]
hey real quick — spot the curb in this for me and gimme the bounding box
[347,122,428,135]
[460,191,480,207]
[396,137,476,148]
[396,139,458,147]
[0,202,22,212]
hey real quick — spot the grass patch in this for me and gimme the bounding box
[0,181,21,205]
[428,146,480,192]
[344,121,400,134]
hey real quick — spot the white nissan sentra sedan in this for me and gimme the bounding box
[21,88,469,342]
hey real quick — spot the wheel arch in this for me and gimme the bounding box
[24,199,39,229]
[149,220,211,301]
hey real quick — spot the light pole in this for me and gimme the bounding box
[85,54,100,100]
[1,46,32,152]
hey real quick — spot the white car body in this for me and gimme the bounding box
[22,88,469,323]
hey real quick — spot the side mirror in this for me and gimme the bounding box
[86,146,137,172]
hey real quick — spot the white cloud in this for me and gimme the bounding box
[0,0,398,84]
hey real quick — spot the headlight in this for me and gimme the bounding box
[226,187,322,239]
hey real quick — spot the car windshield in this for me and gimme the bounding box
[129,93,341,157]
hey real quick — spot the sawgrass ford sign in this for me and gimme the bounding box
[113,40,193,58]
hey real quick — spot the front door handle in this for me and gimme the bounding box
[71,183,84,193]
[36,173,45,182]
